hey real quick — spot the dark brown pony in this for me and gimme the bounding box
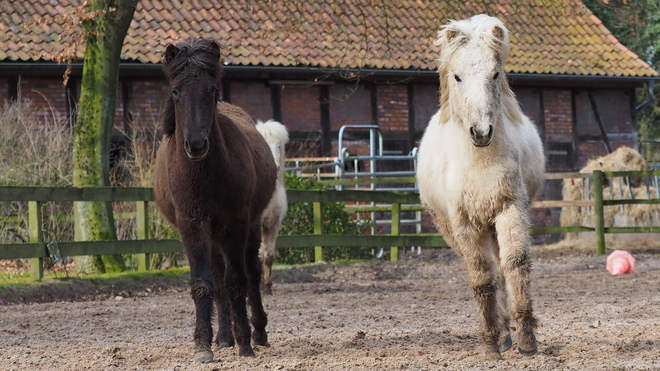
[153,38,277,362]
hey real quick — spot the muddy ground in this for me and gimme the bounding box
[1,239,659,371]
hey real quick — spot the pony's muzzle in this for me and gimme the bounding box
[469,125,494,147]
[184,138,210,160]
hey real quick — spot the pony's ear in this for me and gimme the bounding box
[491,25,505,42]
[446,29,460,42]
[434,24,462,47]
[485,23,510,63]
[161,94,176,137]
[206,39,221,61]
[163,44,179,66]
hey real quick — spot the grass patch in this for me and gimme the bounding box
[0,267,191,305]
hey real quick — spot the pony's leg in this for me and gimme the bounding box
[495,204,538,356]
[491,234,512,353]
[452,225,503,361]
[433,216,458,250]
[247,223,269,346]
[260,226,277,295]
[179,219,215,363]
[221,225,255,357]
[438,216,506,357]
[210,243,234,348]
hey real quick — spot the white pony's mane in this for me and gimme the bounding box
[434,14,523,125]
[255,120,289,146]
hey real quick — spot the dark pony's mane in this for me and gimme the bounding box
[161,38,223,137]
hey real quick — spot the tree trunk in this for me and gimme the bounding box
[73,0,138,274]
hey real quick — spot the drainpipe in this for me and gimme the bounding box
[636,80,656,111]
[635,80,656,156]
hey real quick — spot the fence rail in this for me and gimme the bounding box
[2,170,659,280]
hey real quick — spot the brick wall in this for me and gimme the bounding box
[328,82,371,131]
[543,89,573,142]
[280,85,320,132]
[577,142,609,166]
[18,77,68,125]
[0,78,8,104]
[113,84,124,132]
[515,88,544,134]
[593,89,634,134]
[376,84,408,131]
[411,83,439,136]
[128,80,169,133]
[228,81,272,122]
[574,90,600,137]
[574,89,635,169]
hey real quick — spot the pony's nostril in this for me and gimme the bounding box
[188,139,207,151]
[184,138,209,159]
[469,127,475,137]
[488,125,494,138]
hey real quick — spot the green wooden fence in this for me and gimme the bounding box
[1,170,659,280]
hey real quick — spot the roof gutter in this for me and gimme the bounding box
[636,80,656,112]
[1,62,659,85]
[505,72,660,86]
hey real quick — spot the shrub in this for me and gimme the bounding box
[0,99,181,271]
[0,100,74,247]
[277,172,373,264]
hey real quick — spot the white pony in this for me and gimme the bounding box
[255,119,289,295]
[417,15,545,360]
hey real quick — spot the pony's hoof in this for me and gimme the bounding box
[238,346,256,357]
[262,286,273,295]
[517,332,538,356]
[215,334,235,348]
[252,330,269,346]
[193,350,214,363]
[483,344,503,361]
[518,344,538,356]
[499,334,513,353]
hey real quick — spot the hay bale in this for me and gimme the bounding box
[581,146,648,186]
[560,146,658,229]
[560,177,588,227]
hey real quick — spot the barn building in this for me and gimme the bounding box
[1,0,658,234]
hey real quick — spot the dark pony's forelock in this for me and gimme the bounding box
[161,38,223,137]
[162,38,223,81]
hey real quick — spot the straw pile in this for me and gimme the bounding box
[560,146,660,229]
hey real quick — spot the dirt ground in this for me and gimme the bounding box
[1,239,660,371]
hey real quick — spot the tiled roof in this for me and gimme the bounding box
[0,0,657,77]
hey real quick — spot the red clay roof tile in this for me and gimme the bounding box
[0,0,657,77]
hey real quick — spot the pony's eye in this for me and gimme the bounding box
[171,88,180,97]
[493,72,500,80]
[454,74,462,82]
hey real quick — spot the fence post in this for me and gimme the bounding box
[313,201,324,262]
[28,201,43,280]
[592,170,606,255]
[136,201,150,271]
[390,202,400,261]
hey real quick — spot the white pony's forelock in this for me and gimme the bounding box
[434,14,510,64]
[256,119,289,145]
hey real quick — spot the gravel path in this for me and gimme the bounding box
[1,243,659,370]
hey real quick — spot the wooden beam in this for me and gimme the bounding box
[587,90,613,153]
[0,240,181,260]
[0,187,154,202]
[28,201,43,280]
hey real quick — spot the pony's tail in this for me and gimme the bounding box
[256,120,289,145]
